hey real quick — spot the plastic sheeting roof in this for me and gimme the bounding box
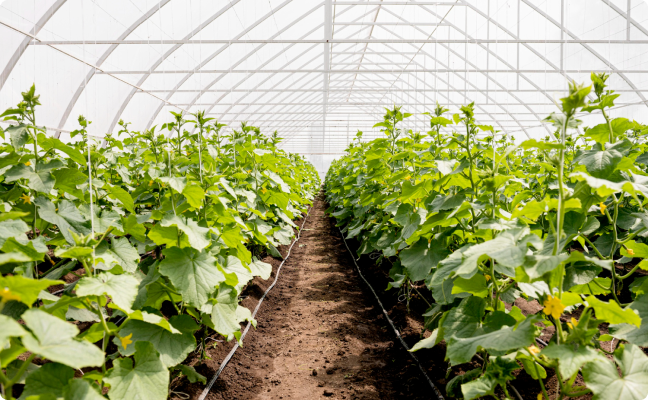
[1,0,648,161]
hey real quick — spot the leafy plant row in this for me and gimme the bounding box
[325,73,648,400]
[0,85,320,400]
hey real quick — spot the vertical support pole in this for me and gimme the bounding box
[560,0,564,75]
[347,120,349,148]
[517,0,520,90]
[627,0,631,40]
[486,0,490,104]
[324,0,332,154]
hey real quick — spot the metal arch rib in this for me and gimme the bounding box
[249,61,509,142]
[179,0,332,131]
[143,0,302,132]
[278,67,514,143]
[601,0,648,37]
[54,0,171,137]
[212,5,380,124]
[390,3,564,135]
[368,21,532,137]
[221,44,514,140]
[520,0,648,108]
[0,0,66,91]
[107,0,242,134]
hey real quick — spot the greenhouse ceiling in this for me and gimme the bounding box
[1,0,647,156]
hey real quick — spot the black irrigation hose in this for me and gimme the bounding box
[337,227,445,400]
[197,204,313,400]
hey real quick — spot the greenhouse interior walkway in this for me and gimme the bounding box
[182,193,434,400]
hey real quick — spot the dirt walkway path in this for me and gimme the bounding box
[201,193,431,400]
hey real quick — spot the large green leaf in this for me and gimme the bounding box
[249,257,272,280]
[182,184,205,208]
[541,343,607,378]
[160,214,210,250]
[5,163,55,194]
[455,228,539,279]
[76,272,139,313]
[610,294,648,346]
[105,341,169,400]
[0,314,26,347]
[95,237,140,273]
[38,133,86,164]
[208,284,246,338]
[576,148,623,178]
[586,295,641,327]
[6,123,30,150]
[446,315,540,365]
[583,344,648,400]
[113,315,197,367]
[400,237,449,281]
[21,309,105,369]
[440,296,485,339]
[63,378,105,400]
[0,218,30,247]
[20,362,74,399]
[0,275,63,306]
[104,184,135,213]
[159,246,225,308]
[35,197,90,244]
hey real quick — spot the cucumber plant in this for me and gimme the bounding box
[326,73,648,400]
[0,85,319,400]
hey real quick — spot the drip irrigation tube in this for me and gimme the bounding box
[337,227,445,400]
[197,204,313,400]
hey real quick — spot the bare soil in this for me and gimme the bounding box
[176,193,437,400]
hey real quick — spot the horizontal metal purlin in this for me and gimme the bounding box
[333,22,450,25]
[97,69,636,74]
[31,39,648,45]
[137,89,645,93]
[185,102,600,106]
[333,1,459,5]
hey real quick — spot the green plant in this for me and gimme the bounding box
[326,73,648,400]
[0,85,319,399]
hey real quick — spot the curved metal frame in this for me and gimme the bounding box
[0,0,66,90]
[1,0,645,150]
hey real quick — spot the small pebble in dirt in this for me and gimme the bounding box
[323,390,334,397]
[326,369,334,375]
[318,382,325,387]
[312,369,318,376]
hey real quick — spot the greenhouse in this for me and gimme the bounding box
[1,0,648,399]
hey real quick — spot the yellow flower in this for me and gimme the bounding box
[261,188,267,194]
[514,204,519,210]
[484,274,491,282]
[567,317,579,329]
[600,202,607,215]
[119,333,133,350]
[0,287,21,303]
[149,180,153,186]
[405,175,412,180]
[537,394,544,400]
[528,345,541,356]
[542,295,565,320]
[24,161,31,166]
[627,248,635,256]
[20,193,31,204]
